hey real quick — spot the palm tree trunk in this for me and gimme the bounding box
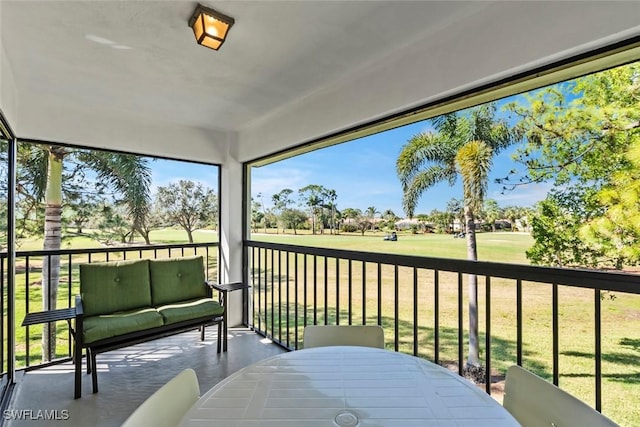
[464,206,480,367]
[331,206,335,235]
[42,147,64,362]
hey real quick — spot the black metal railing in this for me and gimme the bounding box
[0,242,219,371]
[245,240,640,416]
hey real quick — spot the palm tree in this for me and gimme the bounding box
[483,199,502,232]
[382,209,399,230]
[22,145,151,361]
[272,188,294,233]
[299,185,325,235]
[396,103,516,369]
[365,206,379,231]
[446,198,464,233]
[323,188,338,234]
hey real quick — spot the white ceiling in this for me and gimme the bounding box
[1,1,640,164]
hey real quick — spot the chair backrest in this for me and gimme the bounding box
[303,325,385,349]
[121,368,200,427]
[503,365,619,427]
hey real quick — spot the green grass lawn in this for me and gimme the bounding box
[251,230,640,427]
[11,228,640,426]
[15,228,218,252]
[252,229,532,263]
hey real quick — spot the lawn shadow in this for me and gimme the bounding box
[560,337,640,384]
[257,303,551,392]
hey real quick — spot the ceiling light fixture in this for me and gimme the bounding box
[188,4,235,51]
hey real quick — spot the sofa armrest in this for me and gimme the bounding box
[204,281,214,298]
[74,295,84,346]
[75,295,84,317]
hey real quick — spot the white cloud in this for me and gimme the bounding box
[250,167,310,207]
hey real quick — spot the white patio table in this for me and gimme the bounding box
[178,346,521,427]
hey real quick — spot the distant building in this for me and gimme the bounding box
[394,218,435,232]
[394,218,420,230]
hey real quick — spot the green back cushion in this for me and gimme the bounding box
[149,256,207,306]
[79,259,152,317]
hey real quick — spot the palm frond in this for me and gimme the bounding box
[396,132,456,186]
[398,102,517,217]
[456,140,493,212]
[402,165,456,217]
[16,144,50,201]
[78,151,152,227]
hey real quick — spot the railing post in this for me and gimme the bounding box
[362,262,366,324]
[294,252,299,349]
[323,257,328,325]
[413,267,418,357]
[25,256,30,366]
[313,255,317,325]
[553,283,559,386]
[348,260,353,325]
[485,276,491,395]
[335,258,340,325]
[457,272,463,376]
[394,265,399,352]
[516,279,523,366]
[377,263,382,327]
[303,255,308,327]
[434,269,440,364]
[595,289,602,412]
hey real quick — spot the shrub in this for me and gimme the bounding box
[341,224,358,233]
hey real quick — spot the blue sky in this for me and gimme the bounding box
[145,98,554,218]
[148,158,219,195]
[250,109,552,217]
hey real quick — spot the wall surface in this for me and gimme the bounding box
[13,94,231,163]
[0,33,17,130]
[238,1,640,163]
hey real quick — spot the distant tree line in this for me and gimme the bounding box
[251,184,532,237]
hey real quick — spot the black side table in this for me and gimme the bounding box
[208,282,251,351]
[22,307,81,399]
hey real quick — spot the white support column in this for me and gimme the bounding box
[218,139,245,327]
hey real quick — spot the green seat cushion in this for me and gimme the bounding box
[80,259,152,317]
[82,308,164,345]
[157,298,223,325]
[149,256,207,306]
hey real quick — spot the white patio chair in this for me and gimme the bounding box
[303,325,385,349]
[121,368,200,427]
[503,365,619,427]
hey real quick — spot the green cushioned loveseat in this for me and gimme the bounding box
[75,256,224,397]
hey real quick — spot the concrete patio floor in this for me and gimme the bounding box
[5,328,286,427]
